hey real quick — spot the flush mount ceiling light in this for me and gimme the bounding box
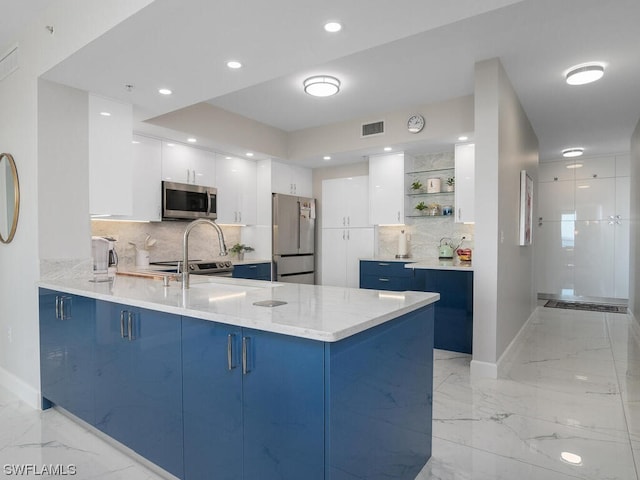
[562,147,584,158]
[227,60,242,69]
[99,111,111,117]
[324,22,342,33]
[158,88,173,95]
[565,63,605,85]
[303,75,340,97]
[323,156,331,161]
[246,152,254,157]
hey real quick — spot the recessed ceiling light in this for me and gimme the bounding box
[303,75,340,97]
[323,156,331,161]
[458,136,469,141]
[560,452,582,465]
[384,147,392,152]
[225,156,232,160]
[187,138,197,143]
[158,88,173,95]
[166,143,175,147]
[565,63,604,86]
[562,148,584,158]
[227,61,242,69]
[324,22,342,33]
[100,111,111,117]
[246,152,254,157]
[132,140,140,144]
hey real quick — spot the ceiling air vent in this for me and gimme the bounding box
[0,46,19,82]
[361,120,384,137]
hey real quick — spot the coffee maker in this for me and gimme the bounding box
[91,236,118,278]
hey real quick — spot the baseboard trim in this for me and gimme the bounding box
[496,307,537,377]
[0,366,41,410]
[470,360,497,379]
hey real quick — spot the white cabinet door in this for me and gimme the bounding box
[161,142,215,186]
[454,143,474,223]
[614,220,630,298]
[616,176,630,219]
[89,94,133,216]
[369,153,404,225]
[271,161,312,196]
[538,180,574,222]
[345,176,369,227]
[216,156,257,225]
[538,161,575,182]
[126,135,162,221]
[575,177,615,221]
[321,229,347,287]
[573,220,615,298]
[574,156,615,180]
[345,228,374,288]
[321,178,346,228]
[535,221,576,296]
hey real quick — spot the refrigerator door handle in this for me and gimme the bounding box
[297,200,301,250]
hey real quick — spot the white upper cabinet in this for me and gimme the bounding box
[575,177,615,221]
[321,176,370,229]
[271,161,312,197]
[574,156,615,180]
[118,135,162,221]
[216,156,257,225]
[89,94,133,216]
[161,142,215,187]
[454,143,475,223]
[538,161,576,182]
[538,181,574,222]
[369,153,405,225]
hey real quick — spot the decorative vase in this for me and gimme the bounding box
[238,251,245,261]
[445,185,454,192]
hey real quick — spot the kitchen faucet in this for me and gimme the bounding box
[182,219,228,289]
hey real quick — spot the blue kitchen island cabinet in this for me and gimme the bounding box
[359,260,415,291]
[413,269,473,354]
[94,300,183,479]
[183,306,433,480]
[39,289,96,424]
[232,262,271,281]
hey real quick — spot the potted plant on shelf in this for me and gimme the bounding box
[410,180,423,193]
[230,243,254,261]
[415,201,427,215]
[445,177,455,192]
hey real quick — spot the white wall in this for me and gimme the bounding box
[0,0,154,407]
[472,58,539,378]
[631,119,640,318]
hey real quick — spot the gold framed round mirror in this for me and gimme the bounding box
[0,153,20,244]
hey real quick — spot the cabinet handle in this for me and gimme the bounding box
[127,312,135,341]
[227,334,236,370]
[347,230,350,240]
[242,336,250,375]
[248,265,257,269]
[379,278,390,282]
[378,263,390,266]
[343,216,346,226]
[616,215,621,219]
[58,296,71,320]
[55,296,61,320]
[397,211,400,222]
[458,208,462,220]
[347,216,350,226]
[193,170,196,183]
[239,211,242,223]
[343,230,346,240]
[120,311,127,339]
[186,169,191,184]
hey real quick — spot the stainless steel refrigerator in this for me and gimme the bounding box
[272,193,315,284]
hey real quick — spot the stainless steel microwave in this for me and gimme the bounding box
[162,181,217,220]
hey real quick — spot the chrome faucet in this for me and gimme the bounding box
[182,219,228,289]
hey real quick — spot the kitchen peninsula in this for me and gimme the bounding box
[39,274,438,480]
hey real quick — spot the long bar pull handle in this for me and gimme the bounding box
[128,312,134,341]
[120,311,127,339]
[59,297,65,320]
[242,336,250,375]
[227,334,236,370]
[297,201,301,250]
[379,278,390,282]
[55,296,61,320]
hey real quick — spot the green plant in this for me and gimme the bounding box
[446,177,455,186]
[415,201,427,211]
[411,180,423,191]
[229,243,255,254]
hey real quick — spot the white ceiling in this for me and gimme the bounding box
[0,0,55,52]
[36,0,640,164]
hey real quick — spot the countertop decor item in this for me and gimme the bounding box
[230,243,254,261]
[438,238,454,259]
[445,176,455,192]
[426,177,441,193]
[396,229,409,258]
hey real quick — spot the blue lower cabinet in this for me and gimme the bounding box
[414,269,473,354]
[326,305,434,479]
[359,261,414,291]
[39,289,96,423]
[242,329,325,480]
[232,262,271,281]
[94,301,183,478]
[182,318,243,480]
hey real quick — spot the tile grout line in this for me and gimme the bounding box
[605,311,640,480]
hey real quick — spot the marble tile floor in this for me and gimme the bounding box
[1,305,639,479]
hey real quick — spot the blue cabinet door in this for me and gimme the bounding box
[39,289,95,423]
[94,301,183,478]
[242,329,325,480]
[360,261,414,291]
[233,262,271,280]
[182,317,243,480]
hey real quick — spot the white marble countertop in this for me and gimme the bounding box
[360,257,473,271]
[38,275,438,343]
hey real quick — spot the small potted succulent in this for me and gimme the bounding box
[410,180,423,193]
[445,177,455,192]
[414,201,427,215]
[229,243,254,261]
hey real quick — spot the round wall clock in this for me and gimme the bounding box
[407,114,425,133]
